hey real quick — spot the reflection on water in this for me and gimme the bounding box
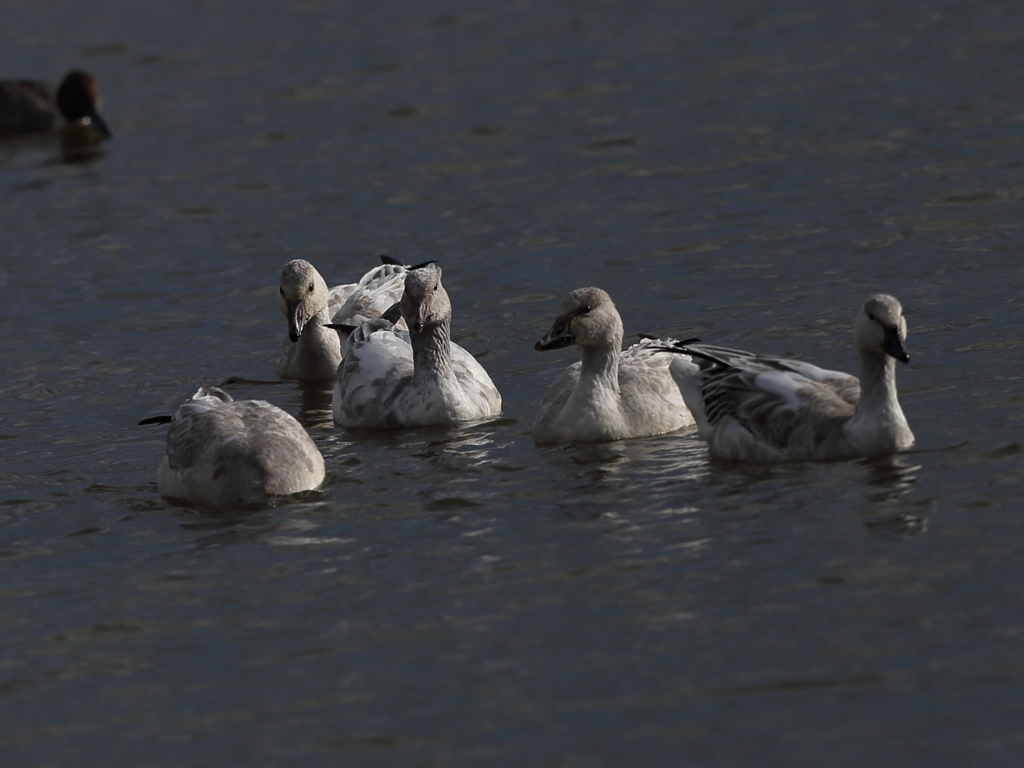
[857,455,928,539]
[861,455,920,504]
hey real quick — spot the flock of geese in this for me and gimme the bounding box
[0,71,915,508]
[146,257,915,508]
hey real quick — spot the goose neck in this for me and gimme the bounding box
[578,343,621,396]
[412,319,455,385]
[856,350,900,413]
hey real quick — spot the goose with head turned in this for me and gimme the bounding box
[142,387,325,508]
[533,287,694,443]
[331,262,502,428]
[0,71,111,138]
[661,293,915,461]
[278,256,407,382]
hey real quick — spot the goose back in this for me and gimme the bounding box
[156,388,325,507]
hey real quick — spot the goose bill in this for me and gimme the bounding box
[287,301,308,342]
[882,327,910,363]
[410,299,430,332]
[534,325,574,351]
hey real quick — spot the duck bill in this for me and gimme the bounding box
[85,106,112,138]
[287,301,308,342]
[882,328,910,364]
[534,326,575,352]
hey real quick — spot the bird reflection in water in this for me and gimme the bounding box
[60,124,108,163]
[860,455,927,539]
[862,454,919,503]
[557,432,708,496]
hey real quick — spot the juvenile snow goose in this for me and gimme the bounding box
[144,387,325,508]
[663,294,915,461]
[0,71,111,138]
[533,287,694,443]
[331,262,502,428]
[278,257,407,381]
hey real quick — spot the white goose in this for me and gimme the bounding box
[663,294,915,461]
[331,262,502,428]
[533,287,694,443]
[278,257,407,382]
[144,387,325,508]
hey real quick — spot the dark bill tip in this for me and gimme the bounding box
[534,334,574,352]
[882,328,910,364]
[139,415,173,426]
[87,107,112,138]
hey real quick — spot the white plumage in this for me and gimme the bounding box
[153,387,325,507]
[533,287,694,443]
[332,262,502,428]
[278,257,407,381]
[665,294,915,461]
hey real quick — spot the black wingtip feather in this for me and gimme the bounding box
[639,335,703,353]
[379,254,404,266]
[409,260,439,271]
[139,415,173,426]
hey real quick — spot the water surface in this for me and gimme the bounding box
[3,0,1024,764]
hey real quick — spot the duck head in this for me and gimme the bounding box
[57,71,111,138]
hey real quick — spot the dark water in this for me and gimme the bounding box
[3,0,1024,764]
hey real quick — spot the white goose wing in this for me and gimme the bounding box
[325,282,359,319]
[448,341,503,418]
[329,262,407,327]
[616,337,694,428]
[671,343,858,457]
[333,326,414,428]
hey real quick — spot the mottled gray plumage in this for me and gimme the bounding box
[665,294,914,461]
[333,263,502,428]
[156,388,325,507]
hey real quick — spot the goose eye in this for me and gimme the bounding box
[867,312,876,321]
[308,283,315,292]
[434,284,439,292]
[581,305,592,315]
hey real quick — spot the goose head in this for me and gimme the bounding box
[56,71,111,138]
[401,262,449,333]
[279,260,330,342]
[535,287,623,351]
[855,294,910,363]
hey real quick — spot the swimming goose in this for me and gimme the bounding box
[331,262,502,428]
[0,71,111,138]
[533,287,694,443]
[144,387,325,507]
[278,257,407,381]
[663,294,915,461]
